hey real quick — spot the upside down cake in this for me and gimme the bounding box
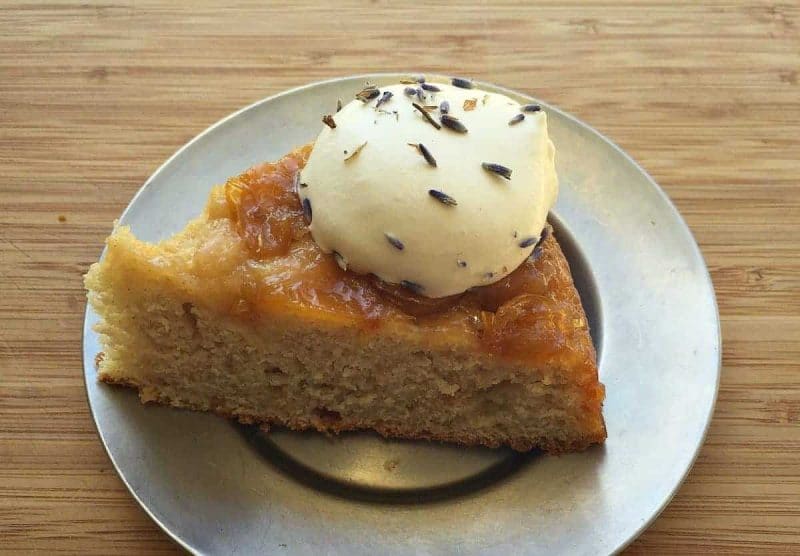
[85,78,606,453]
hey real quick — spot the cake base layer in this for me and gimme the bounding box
[86,232,606,453]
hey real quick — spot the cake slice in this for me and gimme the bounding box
[86,79,605,453]
[86,145,605,453]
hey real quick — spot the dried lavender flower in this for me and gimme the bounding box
[440,114,468,133]
[451,77,474,89]
[400,280,424,294]
[375,90,393,108]
[481,162,512,180]
[408,143,437,167]
[428,189,457,206]
[385,233,404,250]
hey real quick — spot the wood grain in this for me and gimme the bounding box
[1,1,798,553]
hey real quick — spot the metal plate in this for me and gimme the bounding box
[83,74,721,555]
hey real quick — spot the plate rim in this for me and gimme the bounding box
[82,73,722,555]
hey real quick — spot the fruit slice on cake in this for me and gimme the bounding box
[85,79,606,454]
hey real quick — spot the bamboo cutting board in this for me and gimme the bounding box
[1,1,798,553]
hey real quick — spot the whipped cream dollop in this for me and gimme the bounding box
[299,80,558,298]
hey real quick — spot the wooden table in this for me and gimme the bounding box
[2,1,798,553]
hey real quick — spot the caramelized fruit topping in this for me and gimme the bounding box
[225,144,312,257]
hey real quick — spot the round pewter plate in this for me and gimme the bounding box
[83,74,721,555]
